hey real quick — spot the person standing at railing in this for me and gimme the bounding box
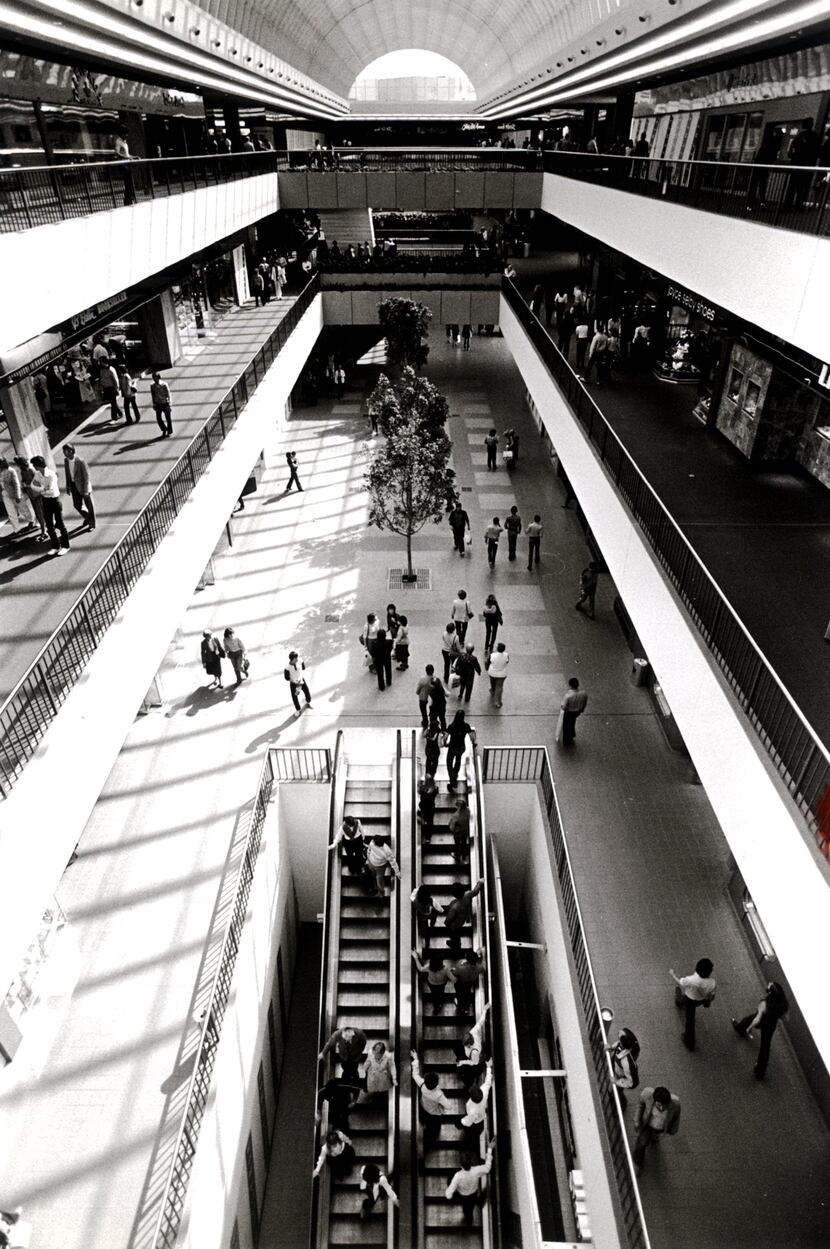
[444,879,484,936]
[785,120,820,211]
[574,313,591,374]
[445,1139,496,1225]
[312,1128,355,1181]
[460,1057,494,1150]
[606,1027,641,1110]
[453,1002,490,1088]
[632,1086,681,1170]
[113,128,136,206]
[329,815,366,874]
[449,797,470,863]
[150,373,173,438]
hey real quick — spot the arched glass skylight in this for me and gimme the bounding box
[350,50,477,103]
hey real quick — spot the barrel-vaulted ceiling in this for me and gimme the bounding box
[197,0,628,99]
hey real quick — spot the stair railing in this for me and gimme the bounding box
[387,732,402,1249]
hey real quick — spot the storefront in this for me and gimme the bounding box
[654,282,729,399]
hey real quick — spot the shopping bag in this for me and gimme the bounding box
[555,708,565,744]
[449,673,461,690]
[502,450,514,462]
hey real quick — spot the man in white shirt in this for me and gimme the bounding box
[454,1003,490,1090]
[670,958,716,1051]
[460,1058,493,1148]
[411,1051,451,1143]
[445,1138,496,1225]
[526,514,543,570]
[285,650,311,716]
[487,643,509,708]
[30,455,69,554]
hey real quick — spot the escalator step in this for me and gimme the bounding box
[340,942,389,961]
[341,923,391,941]
[341,903,391,920]
[336,990,390,1009]
[425,1232,482,1249]
[339,966,388,983]
[426,1202,485,1229]
[329,1215,386,1244]
[423,1150,466,1171]
[348,1131,387,1155]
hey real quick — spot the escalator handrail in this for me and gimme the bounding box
[388,731,402,1249]
[310,729,346,1249]
[411,742,426,1249]
[470,744,500,1249]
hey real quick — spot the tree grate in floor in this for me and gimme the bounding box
[387,568,431,590]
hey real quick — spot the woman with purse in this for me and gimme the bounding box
[360,612,380,672]
[441,622,463,684]
[482,595,503,656]
[200,630,225,689]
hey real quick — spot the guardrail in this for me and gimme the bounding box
[501,277,830,845]
[0,150,281,232]
[0,274,320,799]
[319,251,501,275]
[151,744,332,1249]
[541,150,830,239]
[480,746,651,1249]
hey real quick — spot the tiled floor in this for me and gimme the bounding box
[1,326,828,1249]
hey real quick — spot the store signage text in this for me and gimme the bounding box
[667,284,716,322]
[68,291,128,333]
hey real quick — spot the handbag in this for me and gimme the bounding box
[449,672,461,689]
[358,634,365,646]
[502,449,514,462]
[362,650,372,669]
[242,657,250,675]
[465,533,472,546]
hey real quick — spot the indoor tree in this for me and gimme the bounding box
[378,297,432,372]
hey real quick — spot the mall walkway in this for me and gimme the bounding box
[513,248,830,748]
[0,329,827,1249]
[0,292,299,701]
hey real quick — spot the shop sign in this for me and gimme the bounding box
[67,291,128,333]
[819,363,830,390]
[666,283,717,323]
[461,122,486,131]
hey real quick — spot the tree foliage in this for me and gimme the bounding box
[365,370,454,576]
[378,297,431,372]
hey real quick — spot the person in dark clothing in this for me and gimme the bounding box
[557,305,575,359]
[454,644,482,704]
[329,815,366,875]
[374,628,393,691]
[504,506,522,561]
[285,450,303,492]
[446,710,475,788]
[429,675,447,731]
[416,666,434,728]
[201,630,224,688]
[732,981,789,1078]
[418,774,437,843]
[316,1076,361,1131]
[785,120,820,209]
[575,560,599,619]
[448,503,471,556]
[484,428,498,470]
[424,726,442,778]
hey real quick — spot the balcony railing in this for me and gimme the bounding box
[0,150,281,232]
[0,275,319,799]
[481,746,651,1249]
[541,150,830,239]
[152,744,333,1249]
[501,278,830,847]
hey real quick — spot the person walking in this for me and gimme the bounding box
[632,1086,681,1171]
[732,981,789,1079]
[362,1040,397,1096]
[30,455,69,554]
[484,518,502,570]
[418,774,437,843]
[285,450,303,492]
[670,958,717,1051]
[445,1140,497,1226]
[416,666,434,728]
[150,372,173,437]
[606,1028,640,1110]
[14,456,47,539]
[334,364,346,399]
[575,560,599,619]
[119,368,141,422]
[365,834,401,897]
[223,627,248,685]
[411,1051,452,1142]
[482,595,502,655]
[285,650,312,716]
[557,677,588,746]
[413,949,454,1014]
[484,428,499,471]
[448,502,471,556]
[374,628,394,691]
[385,603,400,639]
[359,1165,399,1221]
[487,642,509,708]
[200,629,225,688]
[329,815,366,875]
[441,622,463,684]
[460,1058,494,1149]
[394,615,410,670]
[411,885,443,942]
[62,444,95,529]
[455,644,481,704]
[451,591,474,644]
[315,1076,361,1132]
[100,360,122,420]
[460,323,472,351]
[504,506,522,561]
[0,458,36,534]
[251,269,265,306]
[446,710,475,788]
[574,314,591,373]
[526,514,542,570]
[319,1025,368,1080]
[361,613,380,672]
[429,675,448,732]
[312,1129,355,1181]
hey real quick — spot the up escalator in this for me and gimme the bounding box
[312,737,400,1248]
[412,738,496,1249]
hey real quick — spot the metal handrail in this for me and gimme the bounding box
[310,729,345,1249]
[150,745,332,1249]
[0,274,320,799]
[481,746,651,1249]
[501,277,830,845]
[388,730,402,1249]
[411,744,425,1249]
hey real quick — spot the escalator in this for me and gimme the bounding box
[312,734,400,1249]
[411,738,496,1249]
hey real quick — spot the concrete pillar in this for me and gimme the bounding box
[137,290,182,369]
[0,376,51,461]
[231,243,250,306]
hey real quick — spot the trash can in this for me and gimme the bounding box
[631,657,650,686]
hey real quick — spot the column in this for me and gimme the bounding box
[0,376,51,461]
[137,290,182,369]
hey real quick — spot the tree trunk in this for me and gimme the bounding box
[405,528,414,579]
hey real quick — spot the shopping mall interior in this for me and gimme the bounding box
[0,2,829,1249]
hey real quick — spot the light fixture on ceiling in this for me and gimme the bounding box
[190,26,201,35]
